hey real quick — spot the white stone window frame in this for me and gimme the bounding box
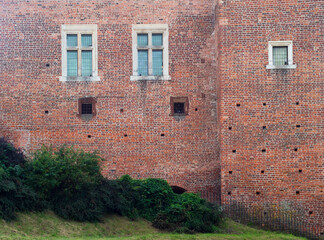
[60,24,100,81]
[131,24,171,81]
[266,41,296,69]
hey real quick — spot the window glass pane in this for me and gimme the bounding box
[152,34,163,46]
[174,102,185,114]
[67,34,77,47]
[82,50,92,77]
[138,50,148,76]
[273,46,288,65]
[153,50,163,76]
[137,34,148,46]
[82,34,92,47]
[67,50,78,76]
[82,103,92,114]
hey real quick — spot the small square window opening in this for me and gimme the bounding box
[82,103,92,114]
[170,97,189,116]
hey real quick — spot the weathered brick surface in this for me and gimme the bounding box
[0,0,220,201]
[0,0,323,230]
[217,0,323,230]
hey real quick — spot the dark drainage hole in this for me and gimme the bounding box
[232,150,236,153]
[296,191,300,195]
[229,171,232,174]
[294,148,298,151]
[299,169,302,173]
[296,124,301,128]
[263,126,266,129]
[45,63,50,67]
[296,101,299,105]
[229,127,232,130]
[261,170,264,174]
[88,135,91,138]
[228,191,231,195]
[309,211,313,215]
[256,191,260,195]
[264,212,267,215]
[262,149,266,152]
[236,103,240,107]
[263,103,267,106]
[161,134,165,136]
[124,134,128,137]
[195,108,198,111]
[45,110,49,114]
[120,109,124,113]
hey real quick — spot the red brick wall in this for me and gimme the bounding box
[0,0,221,200]
[217,0,323,230]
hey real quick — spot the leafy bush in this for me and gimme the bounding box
[0,138,43,220]
[152,193,222,233]
[26,145,103,200]
[26,145,104,221]
[134,178,175,221]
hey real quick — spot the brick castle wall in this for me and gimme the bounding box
[217,0,323,229]
[0,0,221,200]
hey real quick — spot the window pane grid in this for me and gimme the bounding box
[138,50,148,76]
[82,50,92,76]
[67,50,78,76]
[273,46,288,65]
[81,103,92,114]
[137,34,148,46]
[81,34,92,47]
[152,34,163,46]
[174,103,185,114]
[67,34,77,47]
[152,50,163,76]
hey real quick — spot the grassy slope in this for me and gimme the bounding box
[0,211,305,240]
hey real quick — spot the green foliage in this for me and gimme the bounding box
[26,145,104,221]
[0,138,43,220]
[26,145,103,199]
[1,142,223,231]
[152,193,223,233]
[133,178,175,221]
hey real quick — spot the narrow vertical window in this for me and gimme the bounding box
[138,50,148,76]
[67,51,78,76]
[82,51,92,76]
[152,50,163,76]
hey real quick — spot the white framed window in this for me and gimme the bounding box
[60,24,100,81]
[266,41,296,69]
[131,24,171,81]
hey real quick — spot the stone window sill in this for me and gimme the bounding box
[59,76,100,82]
[130,75,171,81]
[266,65,296,69]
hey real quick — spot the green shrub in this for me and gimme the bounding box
[0,138,43,220]
[152,193,222,233]
[26,145,104,221]
[26,145,103,200]
[134,178,175,221]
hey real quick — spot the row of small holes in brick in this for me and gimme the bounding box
[44,108,199,114]
[236,102,300,107]
[228,169,303,174]
[228,125,301,130]
[227,190,302,196]
[87,134,166,138]
[232,148,299,153]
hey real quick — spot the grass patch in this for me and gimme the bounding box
[0,211,306,240]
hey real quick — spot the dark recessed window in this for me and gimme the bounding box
[78,97,96,119]
[170,97,189,116]
[174,102,185,114]
[82,103,92,114]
